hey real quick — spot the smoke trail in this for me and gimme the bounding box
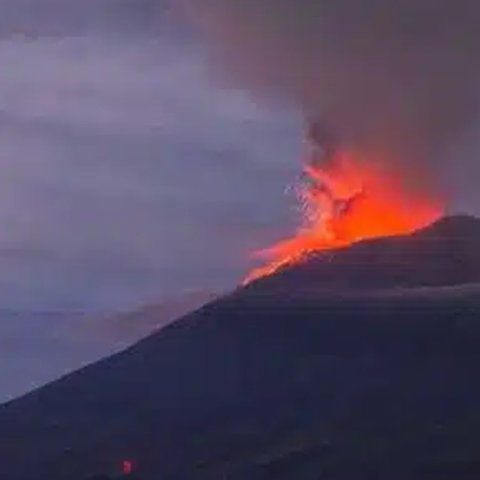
[177,0,480,186]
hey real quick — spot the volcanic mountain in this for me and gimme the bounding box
[249,214,480,291]
[2,216,480,480]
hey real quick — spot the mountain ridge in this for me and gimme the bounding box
[247,215,480,291]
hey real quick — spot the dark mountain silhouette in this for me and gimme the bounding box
[249,215,480,291]
[1,216,480,480]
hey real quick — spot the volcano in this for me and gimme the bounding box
[2,216,480,480]
[249,215,480,291]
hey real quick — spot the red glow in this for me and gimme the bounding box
[122,460,133,475]
[245,150,444,283]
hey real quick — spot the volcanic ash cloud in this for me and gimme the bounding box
[178,0,480,179]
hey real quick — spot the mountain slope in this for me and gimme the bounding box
[0,292,215,403]
[1,217,480,479]
[250,215,480,291]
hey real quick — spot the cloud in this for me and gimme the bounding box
[179,0,480,194]
[0,0,179,38]
[0,17,300,311]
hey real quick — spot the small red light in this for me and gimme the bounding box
[122,459,133,475]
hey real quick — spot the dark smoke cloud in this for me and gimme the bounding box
[178,0,480,187]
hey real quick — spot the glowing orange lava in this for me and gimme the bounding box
[245,150,444,283]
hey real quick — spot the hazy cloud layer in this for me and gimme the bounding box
[0,0,300,311]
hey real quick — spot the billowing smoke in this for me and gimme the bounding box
[177,0,480,189]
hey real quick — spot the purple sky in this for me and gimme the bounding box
[0,0,303,312]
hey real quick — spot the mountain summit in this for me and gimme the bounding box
[249,215,480,291]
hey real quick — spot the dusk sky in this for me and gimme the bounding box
[0,0,303,313]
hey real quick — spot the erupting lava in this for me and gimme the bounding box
[245,148,444,284]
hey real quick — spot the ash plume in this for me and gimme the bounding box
[177,0,480,187]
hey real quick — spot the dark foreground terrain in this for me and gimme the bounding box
[2,216,480,479]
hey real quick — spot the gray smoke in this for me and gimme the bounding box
[178,0,480,187]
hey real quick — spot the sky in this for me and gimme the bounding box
[0,0,302,312]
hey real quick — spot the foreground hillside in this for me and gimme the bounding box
[1,217,480,479]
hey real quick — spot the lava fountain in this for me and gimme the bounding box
[245,133,444,283]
